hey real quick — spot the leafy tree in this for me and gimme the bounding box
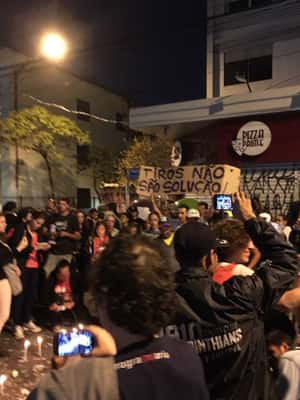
[78,146,119,203]
[0,106,90,196]
[117,135,173,183]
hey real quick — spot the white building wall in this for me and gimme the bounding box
[0,49,128,206]
[273,37,300,88]
[221,78,272,96]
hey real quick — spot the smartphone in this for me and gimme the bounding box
[53,329,95,356]
[213,194,233,211]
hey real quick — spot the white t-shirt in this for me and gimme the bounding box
[280,349,300,400]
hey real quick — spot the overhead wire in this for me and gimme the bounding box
[23,94,128,126]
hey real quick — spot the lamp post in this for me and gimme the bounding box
[9,32,68,199]
[40,32,68,61]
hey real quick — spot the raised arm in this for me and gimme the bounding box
[236,192,299,310]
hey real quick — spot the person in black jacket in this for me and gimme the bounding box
[2,201,18,241]
[0,213,23,335]
[93,235,209,400]
[163,192,298,400]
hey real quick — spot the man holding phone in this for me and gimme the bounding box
[28,325,119,400]
[28,236,209,400]
[44,198,80,278]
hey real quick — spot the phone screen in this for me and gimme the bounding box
[214,195,233,211]
[54,330,94,356]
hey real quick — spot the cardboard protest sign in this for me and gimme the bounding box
[137,165,240,196]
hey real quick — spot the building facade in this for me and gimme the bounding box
[207,0,300,97]
[130,0,300,215]
[0,48,128,208]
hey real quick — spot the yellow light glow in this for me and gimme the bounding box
[41,33,67,61]
[37,336,43,344]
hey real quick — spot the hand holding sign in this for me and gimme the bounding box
[137,165,240,197]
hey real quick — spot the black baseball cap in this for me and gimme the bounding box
[174,222,217,268]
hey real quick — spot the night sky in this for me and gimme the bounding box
[0,0,207,106]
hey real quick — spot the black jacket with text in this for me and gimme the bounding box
[161,219,298,400]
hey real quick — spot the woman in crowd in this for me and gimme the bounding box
[91,221,110,262]
[16,207,33,227]
[143,211,161,238]
[76,210,95,239]
[76,210,86,233]
[119,212,129,231]
[126,221,141,236]
[3,201,18,241]
[10,210,50,339]
[104,213,119,238]
[0,213,23,335]
[75,210,91,276]
[47,259,87,330]
[275,215,292,241]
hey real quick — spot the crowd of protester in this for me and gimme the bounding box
[0,193,299,399]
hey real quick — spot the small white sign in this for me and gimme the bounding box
[232,121,272,156]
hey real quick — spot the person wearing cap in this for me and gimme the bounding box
[162,192,298,400]
[187,208,200,222]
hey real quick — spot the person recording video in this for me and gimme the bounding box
[28,235,209,400]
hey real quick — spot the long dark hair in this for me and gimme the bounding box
[94,221,108,238]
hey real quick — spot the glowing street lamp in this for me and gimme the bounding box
[40,32,68,61]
